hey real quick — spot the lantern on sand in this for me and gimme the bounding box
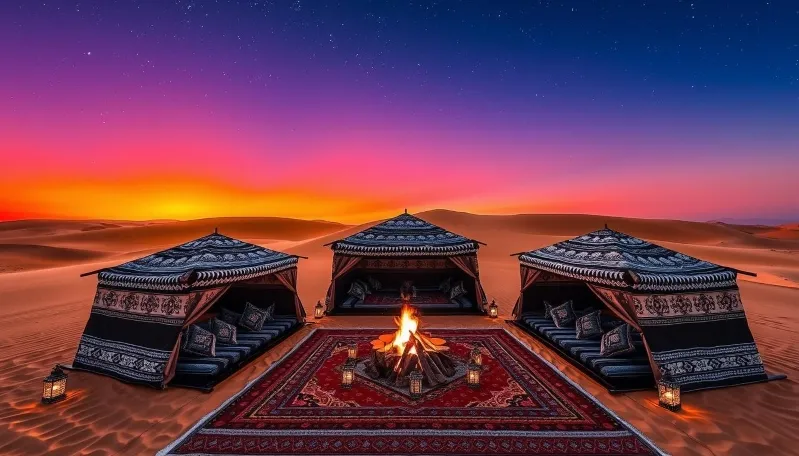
[42,365,68,404]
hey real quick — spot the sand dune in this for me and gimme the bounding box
[0,211,797,455]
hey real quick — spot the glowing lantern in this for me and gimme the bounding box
[658,375,681,412]
[314,300,325,319]
[341,360,355,389]
[467,362,482,389]
[488,300,498,318]
[42,365,68,404]
[347,342,358,360]
[409,369,423,399]
[470,346,482,366]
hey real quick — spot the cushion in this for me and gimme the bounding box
[438,277,452,293]
[543,301,554,320]
[181,324,216,357]
[575,311,603,339]
[239,302,268,331]
[263,303,275,322]
[550,300,576,328]
[348,281,367,300]
[218,308,242,326]
[209,317,237,345]
[600,323,637,357]
[355,279,371,294]
[366,276,382,291]
[449,281,466,300]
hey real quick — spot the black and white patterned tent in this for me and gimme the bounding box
[330,212,480,257]
[73,232,305,388]
[512,227,771,392]
[324,212,488,313]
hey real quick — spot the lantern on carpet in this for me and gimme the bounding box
[409,368,423,399]
[314,300,325,319]
[488,300,498,318]
[347,342,358,360]
[657,375,681,412]
[42,365,68,404]
[341,360,355,389]
[467,361,482,389]
[470,346,482,366]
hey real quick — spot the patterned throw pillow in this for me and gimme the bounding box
[366,276,382,291]
[438,277,452,293]
[542,301,554,319]
[239,302,268,331]
[218,308,242,326]
[348,281,367,300]
[575,311,603,339]
[449,281,466,300]
[600,323,636,357]
[355,279,372,295]
[263,303,276,322]
[550,300,576,328]
[181,324,216,357]
[209,317,237,345]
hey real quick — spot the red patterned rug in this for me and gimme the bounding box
[160,329,663,456]
[362,291,452,306]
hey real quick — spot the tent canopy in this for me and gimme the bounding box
[97,232,300,291]
[331,212,481,257]
[513,227,768,392]
[517,227,738,292]
[74,232,305,389]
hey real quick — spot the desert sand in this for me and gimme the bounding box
[0,210,797,455]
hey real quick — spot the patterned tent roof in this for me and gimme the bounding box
[331,212,479,256]
[97,232,299,290]
[518,228,737,291]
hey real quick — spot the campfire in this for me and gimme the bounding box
[365,304,456,387]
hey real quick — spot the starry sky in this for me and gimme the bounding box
[1,1,797,224]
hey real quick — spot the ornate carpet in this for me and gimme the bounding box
[362,291,451,306]
[160,329,664,456]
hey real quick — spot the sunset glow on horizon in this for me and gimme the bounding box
[2,2,797,224]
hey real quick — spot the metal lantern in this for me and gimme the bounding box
[347,342,358,360]
[42,365,68,404]
[409,369,423,399]
[488,300,498,318]
[470,346,482,366]
[657,375,681,412]
[467,361,482,389]
[341,360,355,389]
[314,300,325,319]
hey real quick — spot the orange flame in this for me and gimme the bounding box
[389,304,419,356]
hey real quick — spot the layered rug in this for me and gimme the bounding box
[160,329,664,456]
[362,291,452,306]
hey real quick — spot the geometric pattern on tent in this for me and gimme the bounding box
[331,212,479,257]
[518,228,737,292]
[514,228,768,392]
[98,232,299,291]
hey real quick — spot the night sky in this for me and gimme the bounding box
[1,1,797,223]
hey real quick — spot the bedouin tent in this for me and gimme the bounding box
[323,211,488,314]
[73,231,305,388]
[512,227,769,392]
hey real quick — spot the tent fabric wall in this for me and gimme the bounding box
[323,255,363,312]
[510,266,542,318]
[274,267,306,320]
[74,286,227,388]
[447,254,487,310]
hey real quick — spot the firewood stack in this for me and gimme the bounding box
[367,312,456,387]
